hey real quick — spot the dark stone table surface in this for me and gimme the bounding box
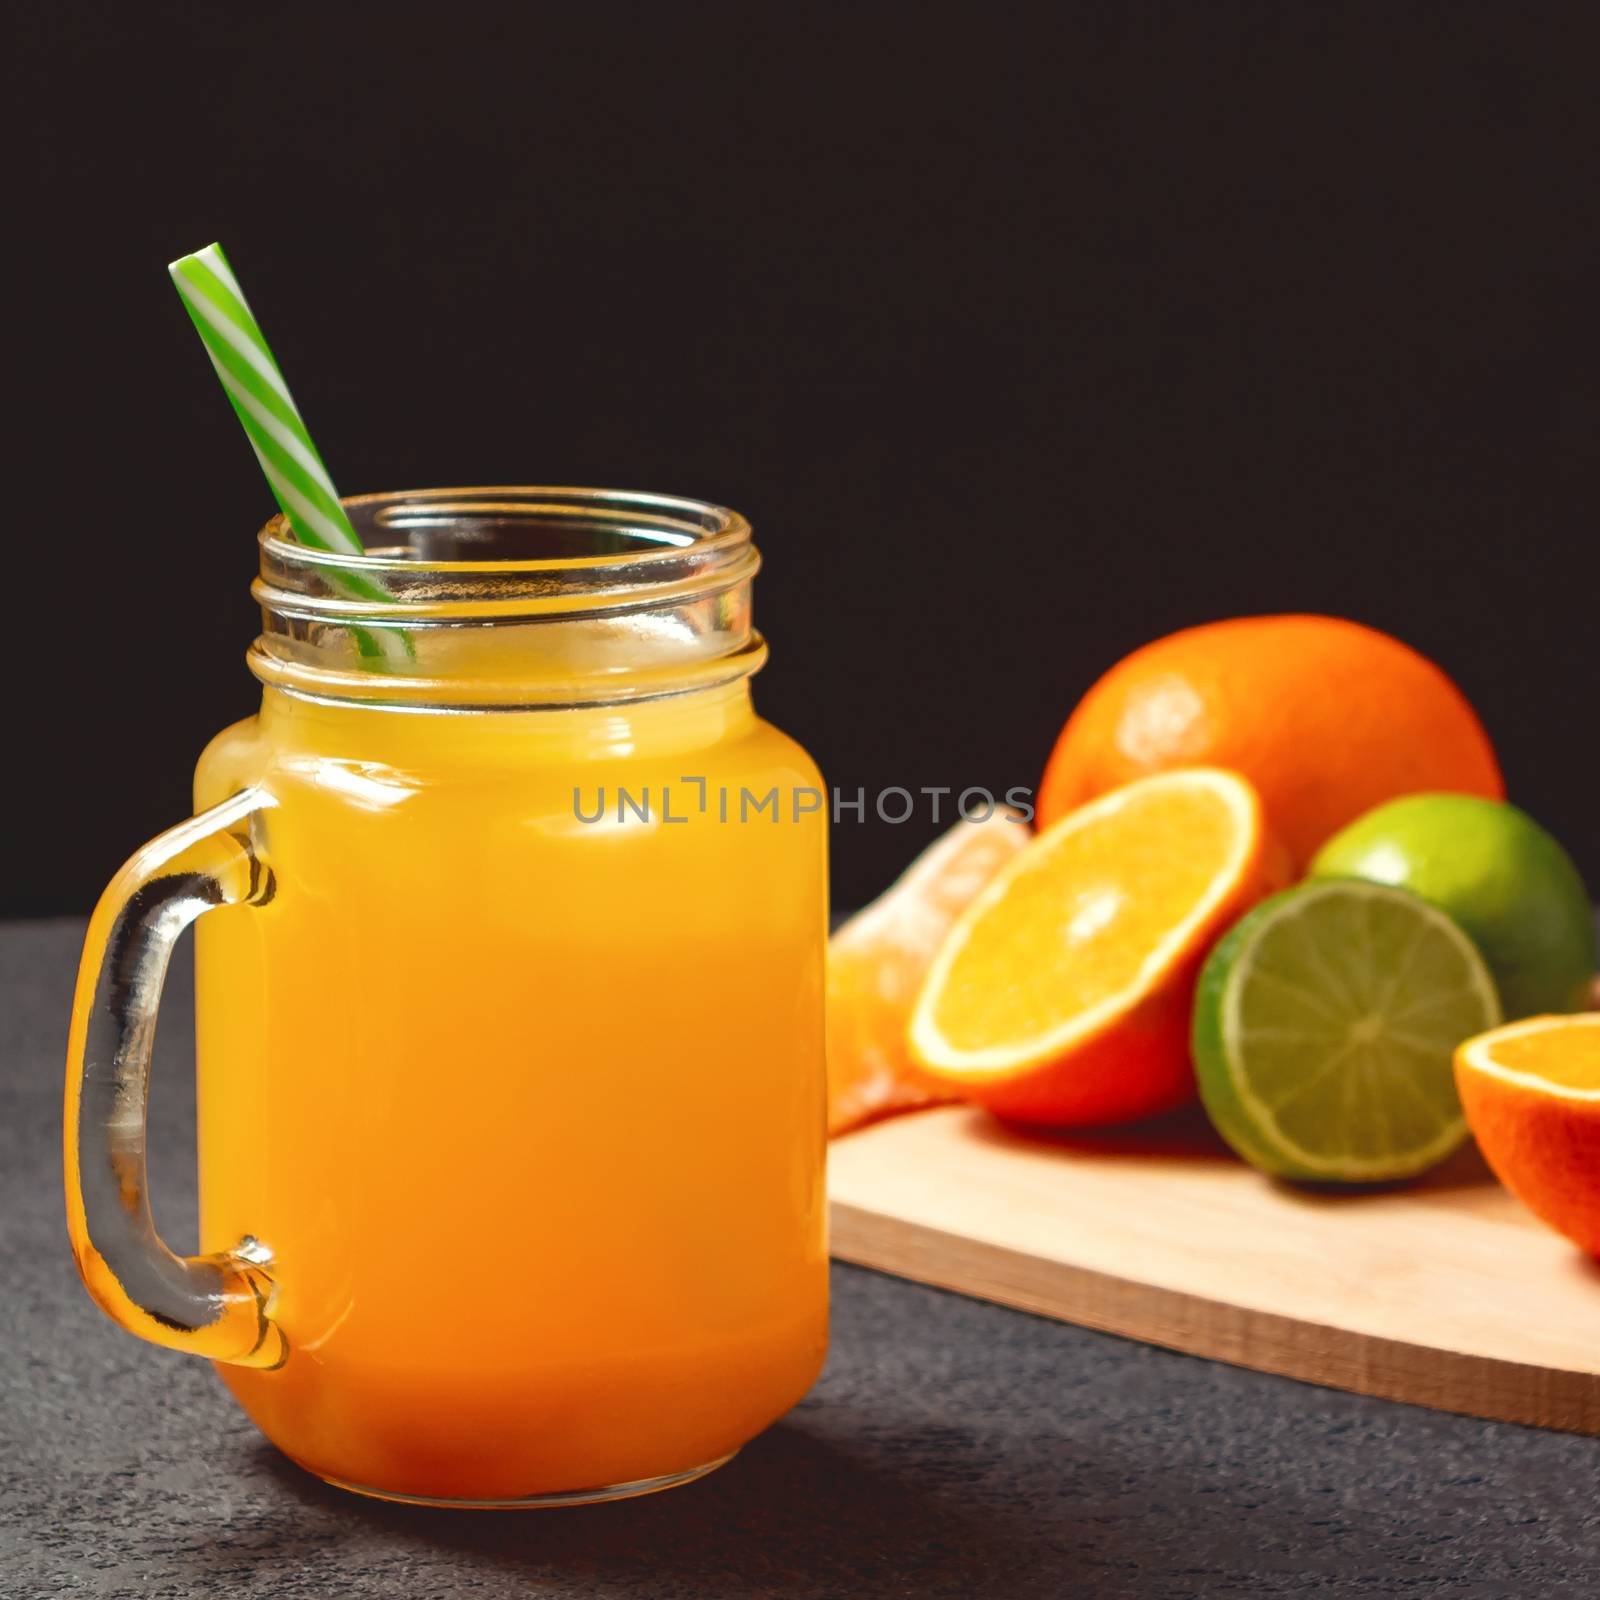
[4,917,1598,1598]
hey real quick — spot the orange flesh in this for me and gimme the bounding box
[928,778,1249,1054]
[1474,1025,1600,1092]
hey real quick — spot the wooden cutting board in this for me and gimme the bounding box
[828,1105,1600,1434]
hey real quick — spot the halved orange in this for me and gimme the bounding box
[908,768,1278,1126]
[1455,1014,1600,1256]
[828,811,1029,1135]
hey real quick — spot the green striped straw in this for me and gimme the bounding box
[169,243,408,661]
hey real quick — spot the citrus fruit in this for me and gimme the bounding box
[827,811,1029,1135]
[1192,880,1501,1181]
[1038,615,1502,870]
[907,768,1276,1126]
[1311,794,1596,1020]
[1455,1014,1600,1255]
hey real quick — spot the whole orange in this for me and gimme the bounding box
[1038,615,1503,870]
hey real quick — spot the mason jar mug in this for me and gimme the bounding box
[64,488,829,1507]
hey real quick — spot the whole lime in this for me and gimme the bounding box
[1310,794,1596,1019]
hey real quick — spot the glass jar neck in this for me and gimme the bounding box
[249,487,765,712]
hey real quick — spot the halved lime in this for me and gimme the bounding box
[1193,880,1501,1182]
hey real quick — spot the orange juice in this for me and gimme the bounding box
[65,489,829,1508]
[193,680,828,1502]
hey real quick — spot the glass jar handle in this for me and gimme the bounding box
[64,787,287,1369]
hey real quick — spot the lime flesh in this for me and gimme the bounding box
[1193,880,1501,1182]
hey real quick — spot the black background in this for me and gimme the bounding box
[6,2,1598,915]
